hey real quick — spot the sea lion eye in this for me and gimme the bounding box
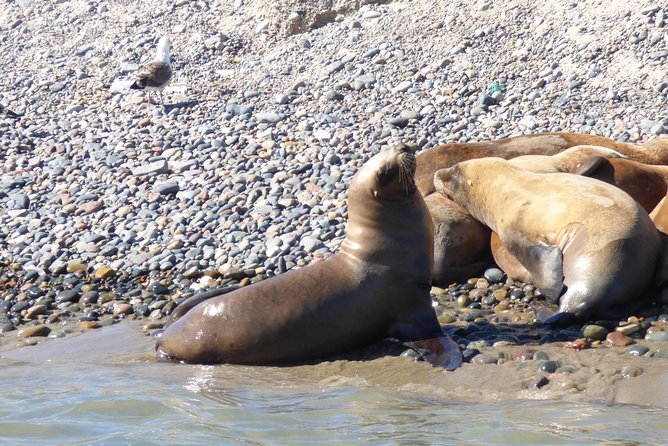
[377,165,399,184]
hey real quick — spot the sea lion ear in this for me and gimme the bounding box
[572,155,607,176]
[433,167,458,196]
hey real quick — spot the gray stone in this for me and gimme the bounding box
[132,159,169,176]
[154,182,180,195]
[325,61,344,75]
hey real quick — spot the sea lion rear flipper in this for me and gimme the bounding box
[161,285,240,330]
[571,155,606,176]
[528,242,564,300]
[405,335,463,371]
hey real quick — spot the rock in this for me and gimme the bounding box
[256,112,284,123]
[645,331,668,342]
[132,159,168,176]
[154,182,180,195]
[650,349,668,359]
[628,345,650,356]
[56,289,80,303]
[620,366,643,379]
[606,331,635,347]
[49,82,65,92]
[511,349,536,361]
[113,303,134,316]
[94,267,116,280]
[17,325,51,338]
[531,374,549,389]
[581,324,609,341]
[25,305,48,319]
[538,360,560,373]
[79,321,101,329]
[483,268,505,283]
[471,353,498,365]
[325,61,344,75]
[616,323,640,336]
[387,117,409,128]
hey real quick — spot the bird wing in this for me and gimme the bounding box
[131,61,172,89]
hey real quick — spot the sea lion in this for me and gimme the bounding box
[507,145,626,173]
[434,157,661,322]
[156,145,463,370]
[575,157,668,213]
[416,133,668,287]
[416,133,668,197]
[651,196,668,234]
[491,155,668,286]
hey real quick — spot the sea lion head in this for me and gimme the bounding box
[344,143,430,268]
[434,157,510,203]
[352,143,418,200]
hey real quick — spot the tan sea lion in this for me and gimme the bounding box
[434,157,661,323]
[156,145,462,370]
[416,133,668,287]
[650,196,668,301]
[507,145,626,173]
[651,196,668,234]
[491,155,668,289]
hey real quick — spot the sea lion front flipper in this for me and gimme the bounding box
[405,335,463,371]
[527,242,564,300]
[491,232,535,283]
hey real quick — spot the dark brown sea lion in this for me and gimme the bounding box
[575,157,668,213]
[434,157,661,322]
[155,145,462,370]
[416,133,668,287]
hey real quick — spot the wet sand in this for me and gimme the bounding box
[2,320,666,409]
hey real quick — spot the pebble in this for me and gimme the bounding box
[113,303,134,316]
[606,331,635,347]
[79,321,102,330]
[645,331,668,342]
[17,325,51,338]
[533,351,550,361]
[94,267,116,280]
[581,324,609,341]
[483,268,505,283]
[619,366,643,379]
[650,349,668,359]
[471,353,498,365]
[616,323,640,336]
[512,349,536,361]
[628,345,650,356]
[531,374,550,389]
[538,360,561,373]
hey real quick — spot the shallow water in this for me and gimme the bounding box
[1,325,667,445]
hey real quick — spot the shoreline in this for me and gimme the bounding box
[2,308,668,409]
[2,269,668,409]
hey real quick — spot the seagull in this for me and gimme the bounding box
[130,36,172,104]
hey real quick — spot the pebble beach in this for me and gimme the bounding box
[2,0,668,406]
